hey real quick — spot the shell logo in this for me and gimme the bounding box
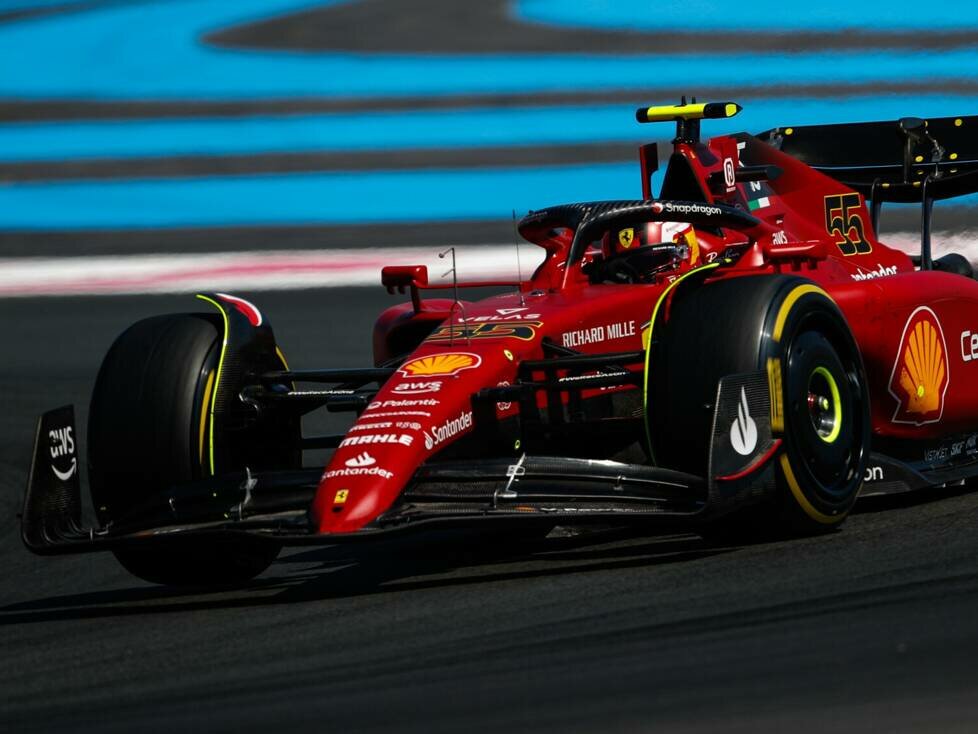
[888,306,949,425]
[398,352,482,377]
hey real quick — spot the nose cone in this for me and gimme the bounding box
[311,348,509,534]
[312,415,429,533]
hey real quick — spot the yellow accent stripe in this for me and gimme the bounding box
[684,230,700,265]
[779,454,842,525]
[772,284,831,343]
[767,357,784,434]
[812,366,842,444]
[642,262,721,460]
[642,103,707,121]
[195,294,229,476]
[639,102,741,122]
[198,368,216,469]
[275,345,290,370]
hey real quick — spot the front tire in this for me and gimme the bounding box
[649,276,869,536]
[89,314,281,586]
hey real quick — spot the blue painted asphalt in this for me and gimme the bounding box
[2,96,977,162]
[0,163,643,230]
[3,0,977,231]
[3,162,974,231]
[0,0,91,9]
[515,0,978,31]
[1,0,977,99]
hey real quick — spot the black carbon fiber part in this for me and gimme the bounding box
[518,199,761,255]
[21,406,87,552]
[707,371,778,511]
[759,114,978,202]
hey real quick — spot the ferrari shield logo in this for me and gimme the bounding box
[618,228,635,249]
[887,306,949,425]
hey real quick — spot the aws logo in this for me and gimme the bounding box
[48,425,76,481]
[888,307,949,425]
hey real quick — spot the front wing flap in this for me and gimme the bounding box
[21,374,786,556]
[21,412,719,556]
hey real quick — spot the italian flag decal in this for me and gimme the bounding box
[748,196,770,210]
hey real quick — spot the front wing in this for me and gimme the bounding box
[22,372,785,555]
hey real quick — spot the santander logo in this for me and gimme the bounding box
[345,452,376,468]
[423,411,474,450]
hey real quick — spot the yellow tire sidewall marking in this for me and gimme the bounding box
[198,368,216,470]
[772,284,832,343]
[778,453,844,525]
[195,294,230,476]
[772,284,849,524]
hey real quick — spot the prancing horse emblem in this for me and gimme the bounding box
[618,228,635,248]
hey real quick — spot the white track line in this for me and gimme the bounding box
[0,233,975,297]
[0,245,545,297]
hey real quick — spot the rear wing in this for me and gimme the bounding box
[759,113,978,270]
[757,114,978,203]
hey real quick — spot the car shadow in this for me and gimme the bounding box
[853,481,975,514]
[8,482,976,625]
[0,528,733,624]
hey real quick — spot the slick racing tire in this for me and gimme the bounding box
[648,275,870,536]
[88,314,282,586]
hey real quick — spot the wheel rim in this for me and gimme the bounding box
[807,366,842,444]
[784,329,860,500]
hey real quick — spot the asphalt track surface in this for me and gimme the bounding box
[4,290,978,733]
[6,1,978,731]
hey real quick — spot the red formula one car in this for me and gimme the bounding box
[21,101,978,585]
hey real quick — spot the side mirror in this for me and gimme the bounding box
[381,265,429,311]
[381,265,428,293]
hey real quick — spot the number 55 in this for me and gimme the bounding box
[824,193,872,256]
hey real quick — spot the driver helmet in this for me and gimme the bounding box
[606,221,699,262]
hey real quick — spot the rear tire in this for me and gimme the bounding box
[649,276,869,537]
[89,314,281,586]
